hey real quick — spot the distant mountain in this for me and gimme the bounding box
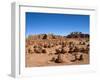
[26,32,89,40]
[66,32,89,38]
[27,34,54,40]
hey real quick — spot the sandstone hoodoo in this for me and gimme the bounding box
[26,32,90,67]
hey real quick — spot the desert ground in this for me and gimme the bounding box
[25,32,89,67]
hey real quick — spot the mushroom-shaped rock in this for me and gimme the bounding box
[76,52,83,61]
[55,54,64,63]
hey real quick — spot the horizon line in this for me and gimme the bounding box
[26,32,90,37]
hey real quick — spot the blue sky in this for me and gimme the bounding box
[26,12,89,36]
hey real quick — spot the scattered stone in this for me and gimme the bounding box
[50,57,56,62]
[67,53,76,62]
[61,47,67,54]
[76,52,83,61]
[26,33,89,66]
[42,49,47,53]
[55,48,62,54]
[34,47,42,53]
[55,54,64,63]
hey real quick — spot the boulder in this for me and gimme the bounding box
[67,53,76,62]
[76,52,83,61]
[55,54,64,63]
[26,45,35,54]
[55,48,62,54]
[61,47,67,54]
[34,47,42,53]
[42,49,47,53]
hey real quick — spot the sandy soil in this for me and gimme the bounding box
[25,38,89,67]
